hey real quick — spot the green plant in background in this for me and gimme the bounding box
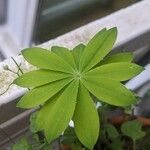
[14,27,143,149]
[121,120,146,150]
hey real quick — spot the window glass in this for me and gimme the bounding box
[33,0,141,44]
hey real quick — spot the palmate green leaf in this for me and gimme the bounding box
[14,69,71,88]
[36,80,79,142]
[13,27,144,148]
[22,47,74,73]
[51,46,76,70]
[80,28,117,72]
[72,44,85,69]
[86,62,143,81]
[17,78,73,108]
[121,120,146,141]
[73,83,99,149]
[82,76,137,106]
[96,52,134,66]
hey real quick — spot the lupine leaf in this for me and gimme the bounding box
[51,46,76,69]
[72,44,85,69]
[121,120,146,141]
[17,78,73,108]
[22,47,74,73]
[82,76,137,106]
[14,69,71,88]
[80,28,117,72]
[98,52,134,66]
[73,83,99,149]
[13,27,144,147]
[86,62,143,81]
[43,80,79,141]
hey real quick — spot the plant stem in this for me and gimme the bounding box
[133,140,136,150]
[11,57,24,75]
[0,83,13,96]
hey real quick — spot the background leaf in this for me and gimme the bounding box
[22,47,74,73]
[29,112,39,133]
[12,138,31,150]
[80,28,117,72]
[73,83,99,149]
[110,138,123,150]
[121,120,146,141]
[105,123,119,139]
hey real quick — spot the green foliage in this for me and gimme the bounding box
[106,123,119,139]
[12,138,31,150]
[98,52,133,66]
[105,123,123,150]
[73,83,99,149]
[121,120,146,141]
[14,27,143,149]
[110,138,123,150]
[61,127,84,150]
[29,112,39,133]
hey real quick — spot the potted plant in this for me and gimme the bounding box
[2,27,149,150]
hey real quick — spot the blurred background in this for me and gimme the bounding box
[0,0,141,61]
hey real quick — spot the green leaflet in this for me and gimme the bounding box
[80,28,117,72]
[86,62,143,81]
[22,47,74,73]
[73,83,99,149]
[82,76,137,106]
[42,80,79,142]
[72,44,85,69]
[35,92,61,131]
[51,46,76,70]
[121,120,145,141]
[17,78,73,108]
[97,52,134,66]
[14,69,71,88]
